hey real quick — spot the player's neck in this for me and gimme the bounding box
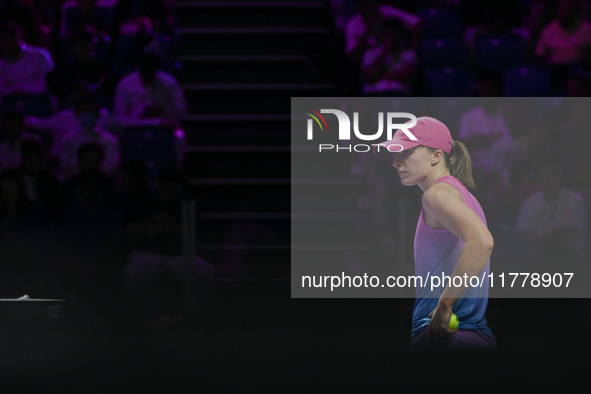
[419,169,450,192]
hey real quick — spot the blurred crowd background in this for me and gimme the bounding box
[0,0,589,389]
[0,0,589,334]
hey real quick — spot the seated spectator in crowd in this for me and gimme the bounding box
[535,0,591,88]
[64,0,111,38]
[26,83,112,147]
[123,167,214,328]
[27,93,119,180]
[111,0,172,41]
[60,141,118,208]
[515,162,588,269]
[513,0,553,59]
[329,0,356,36]
[50,26,115,106]
[0,22,54,100]
[361,18,417,96]
[1,1,52,50]
[0,109,43,171]
[113,53,186,166]
[16,138,62,223]
[345,0,421,63]
[58,167,122,265]
[110,0,173,69]
[114,53,186,126]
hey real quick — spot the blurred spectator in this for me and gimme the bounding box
[0,21,54,100]
[345,0,421,63]
[51,95,120,179]
[16,138,62,223]
[25,83,112,146]
[112,0,172,39]
[329,0,356,35]
[60,141,118,209]
[515,162,588,267]
[113,53,186,167]
[0,109,42,171]
[535,0,591,89]
[65,0,111,37]
[1,1,52,49]
[111,0,173,67]
[114,53,186,125]
[361,18,417,96]
[513,0,554,59]
[536,0,591,65]
[50,26,115,105]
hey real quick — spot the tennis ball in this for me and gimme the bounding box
[449,313,459,330]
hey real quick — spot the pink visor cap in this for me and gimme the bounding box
[373,116,453,157]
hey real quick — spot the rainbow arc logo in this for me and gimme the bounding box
[303,107,328,131]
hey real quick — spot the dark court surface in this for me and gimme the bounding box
[0,297,589,393]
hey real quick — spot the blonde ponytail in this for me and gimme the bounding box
[445,140,476,190]
[425,141,476,189]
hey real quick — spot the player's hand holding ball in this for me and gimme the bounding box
[426,303,458,341]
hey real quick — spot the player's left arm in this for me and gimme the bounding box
[422,183,494,339]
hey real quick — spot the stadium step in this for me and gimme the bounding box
[176,0,339,284]
[175,1,328,28]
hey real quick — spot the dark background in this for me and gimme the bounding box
[1,0,590,391]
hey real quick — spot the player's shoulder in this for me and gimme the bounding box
[422,181,461,207]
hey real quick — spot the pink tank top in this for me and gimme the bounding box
[411,175,493,339]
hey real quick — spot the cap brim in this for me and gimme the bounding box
[373,139,421,157]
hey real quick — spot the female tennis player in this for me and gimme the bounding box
[376,116,497,351]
